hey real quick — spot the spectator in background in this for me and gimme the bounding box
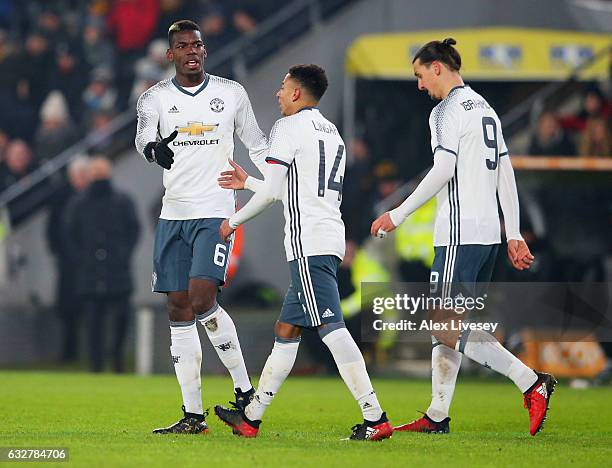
[341,136,374,244]
[36,6,63,45]
[46,156,90,363]
[578,117,611,157]
[232,6,259,36]
[106,0,159,110]
[87,110,122,155]
[0,139,36,191]
[88,0,112,17]
[372,160,403,205]
[198,4,232,53]
[62,156,140,372]
[560,84,610,134]
[528,111,576,156]
[82,67,117,119]
[0,31,38,138]
[129,38,171,105]
[0,129,8,163]
[154,0,195,39]
[14,31,53,116]
[34,90,79,163]
[81,18,115,74]
[49,44,88,120]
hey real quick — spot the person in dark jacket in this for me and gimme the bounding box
[46,156,90,362]
[528,111,576,156]
[63,156,140,372]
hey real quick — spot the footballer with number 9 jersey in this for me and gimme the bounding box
[371,38,556,436]
[135,20,268,434]
[213,64,393,441]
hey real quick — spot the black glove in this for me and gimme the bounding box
[144,130,178,170]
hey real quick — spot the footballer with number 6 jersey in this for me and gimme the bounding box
[135,20,267,434]
[371,38,556,436]
[213,64,393,441]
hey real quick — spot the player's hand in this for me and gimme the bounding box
[144,130,178,170]
[507,239,534,271]
[370,212,397,238]
[218,159,248,190]
[219,219,235,242]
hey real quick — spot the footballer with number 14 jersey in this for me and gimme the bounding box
[214,64,393,441]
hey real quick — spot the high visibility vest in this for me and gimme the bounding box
[395,198,436,267]
[340,247,400,350]
[341,248,390,319]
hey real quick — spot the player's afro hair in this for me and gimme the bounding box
[288,64,328,101]
[412,38,461,72]
[168,20,201,47]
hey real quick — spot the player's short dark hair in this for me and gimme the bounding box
[412,38,461,72]
[168,20,201,47]
[288,64,328,101]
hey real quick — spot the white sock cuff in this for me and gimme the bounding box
[321,326,351,347]
[272,337,300,353]
[170,321,198,340]
[170,320,196,330]
[322,327,364,367]
[196,302,221,322]
[318,321,347,339]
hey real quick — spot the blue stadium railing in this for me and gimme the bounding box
[0,0,355,226]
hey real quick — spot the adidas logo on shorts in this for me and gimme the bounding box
[321,308,334,318]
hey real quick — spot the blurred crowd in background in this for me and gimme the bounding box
[529,85,610,157]
[0,0,280,193]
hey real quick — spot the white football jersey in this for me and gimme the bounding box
[429,85,508,246]
[135,74,267,220]
[266,107,346,262]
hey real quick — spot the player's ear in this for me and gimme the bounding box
[166,48,173,62]
[292,87,301,102]
[432,61,441,75]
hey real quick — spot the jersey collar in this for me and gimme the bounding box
[296,106,318,114]
[171,73,210,97]
[447,84,468,98]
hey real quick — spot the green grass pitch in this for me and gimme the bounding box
[1,371,611,467]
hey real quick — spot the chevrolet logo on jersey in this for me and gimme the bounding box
[173,121,220,147]
[176,121,219,136]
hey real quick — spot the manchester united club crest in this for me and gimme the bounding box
[210,98,224,113]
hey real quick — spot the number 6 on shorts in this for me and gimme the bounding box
[214,243,227,267]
